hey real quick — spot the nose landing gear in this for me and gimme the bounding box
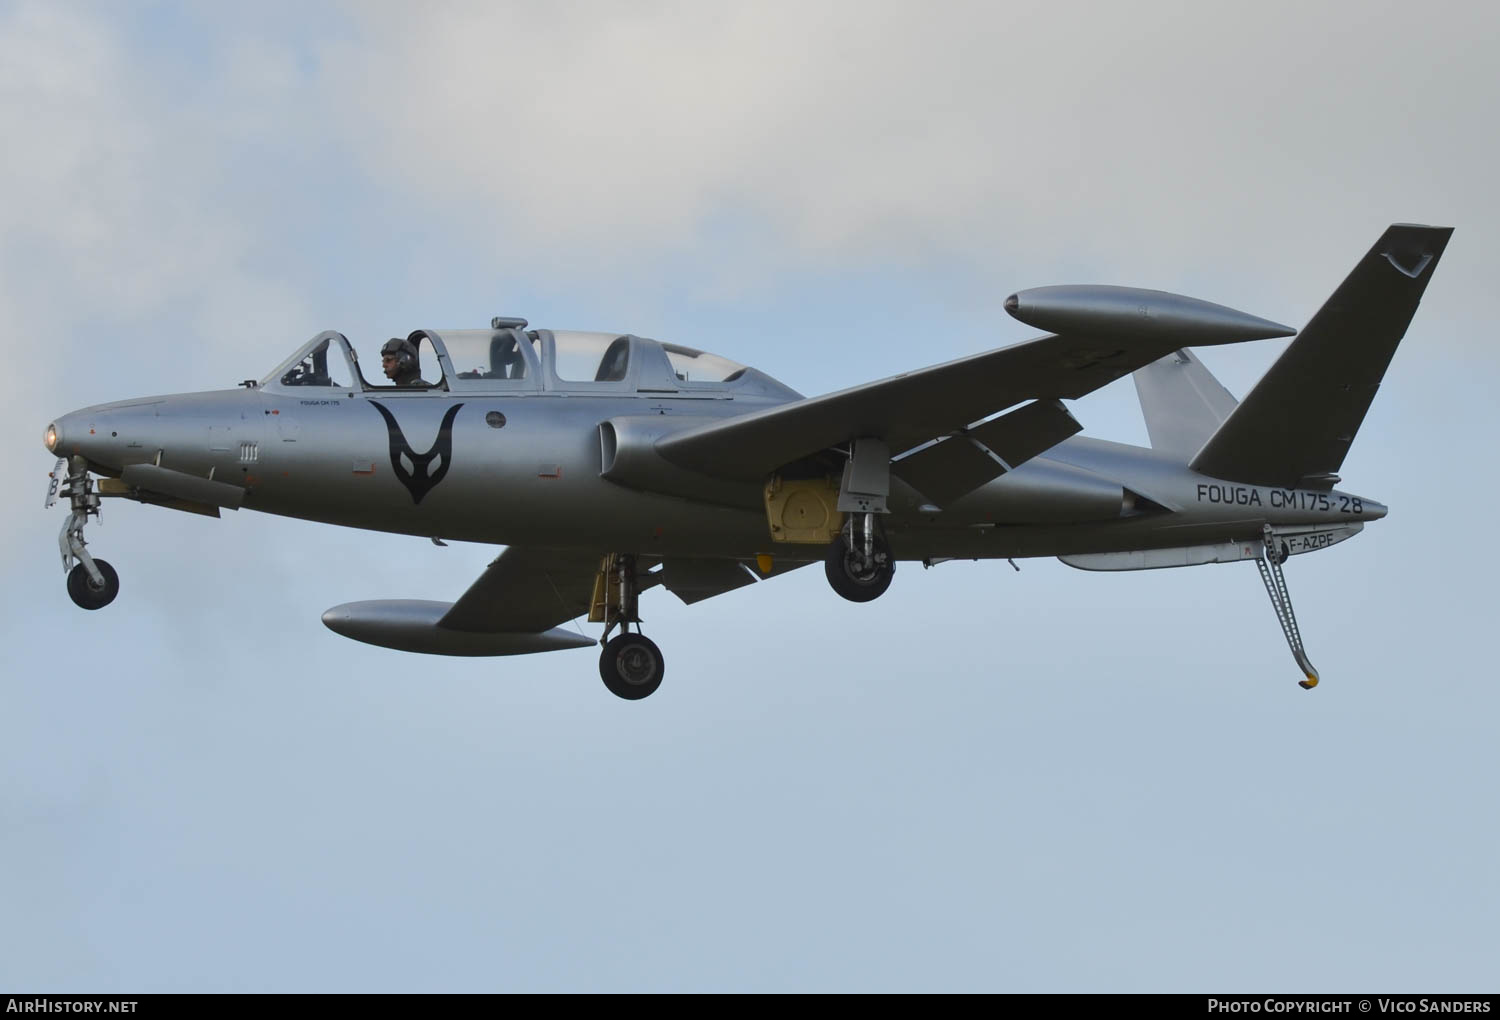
[51,456,120,610]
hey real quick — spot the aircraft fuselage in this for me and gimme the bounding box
[48,384,1382,564]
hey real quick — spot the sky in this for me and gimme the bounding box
[2,0,1497,993]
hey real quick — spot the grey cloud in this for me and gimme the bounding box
[317,1,1496,287]
[0,3,319,549]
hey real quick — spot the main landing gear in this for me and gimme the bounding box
[1255,524,1319,689]
[825,512,894,603]
[50,457,120,611]
[593,553,665,700]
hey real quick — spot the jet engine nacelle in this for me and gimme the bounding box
[599,416,762,506]
[1003,285,1295,345]
[942,456,1131,524]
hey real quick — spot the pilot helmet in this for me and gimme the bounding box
[380,337,419,371]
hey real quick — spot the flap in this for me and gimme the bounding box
[892,398,1082,506]
[659,558,757,605]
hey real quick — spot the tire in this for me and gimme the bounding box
[599,633,665,700]
[824,534,894,603]
[67,559,119,610]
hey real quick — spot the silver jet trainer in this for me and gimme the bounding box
[43,224,1451,699]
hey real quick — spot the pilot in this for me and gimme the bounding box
[380,337,429,387]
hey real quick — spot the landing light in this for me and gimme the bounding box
[44,423,57,452]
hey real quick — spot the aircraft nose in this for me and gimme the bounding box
[44,408,120,468]
[43,411,87,457]
[1362,499,1388,520]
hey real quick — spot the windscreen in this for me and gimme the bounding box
[263,334,355,389]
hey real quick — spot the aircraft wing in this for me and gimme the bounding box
[326,548,808,657]
[439,546,603,633]
[655,327,1262,481]
[438,548,815,633]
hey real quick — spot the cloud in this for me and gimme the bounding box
[317,0,1497,293]
[0,3,325,556]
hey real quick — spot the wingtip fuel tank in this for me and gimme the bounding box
[322,600,596,656]
[1004,285,1295,345]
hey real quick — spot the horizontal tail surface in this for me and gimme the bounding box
[1190,224,1453,489]
[1132,348,1240,461]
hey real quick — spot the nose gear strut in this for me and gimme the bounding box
[52,456,120,610]
[1255,524,1318,689]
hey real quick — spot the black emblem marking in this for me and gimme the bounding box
[370,401,464,505]
[485,411,506,429]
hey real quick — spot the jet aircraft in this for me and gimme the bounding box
[43,224,1451,699]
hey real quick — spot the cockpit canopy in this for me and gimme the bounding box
[259,322,799,400]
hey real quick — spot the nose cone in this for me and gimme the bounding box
[44,410,91,458]
[43,407,127,469]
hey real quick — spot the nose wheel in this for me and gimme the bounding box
[67,559,119,610]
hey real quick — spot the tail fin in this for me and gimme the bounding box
[1189,223,1453,489]
[1132,347,1240,460]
